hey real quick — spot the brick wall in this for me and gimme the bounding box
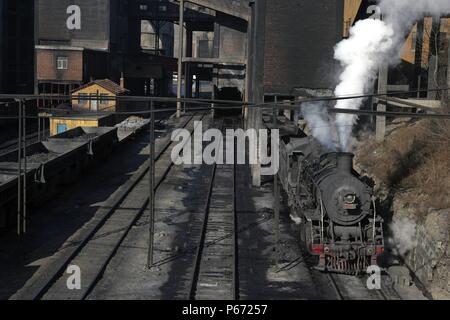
[37,49,83,82]
[263,0,344,94]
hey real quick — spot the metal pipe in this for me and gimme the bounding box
[43,115,46,140]
[176,0,185,118]
[17,100,22,236]
[273,96,280,265]
[22,100,27,234]
[147,101,156,268]
[37,112,41,142]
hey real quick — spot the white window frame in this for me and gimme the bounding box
[57,56,68,70]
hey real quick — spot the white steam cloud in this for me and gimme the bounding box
[301,102,336,151]
[327,0,450,151]
[389,217,418,256]
[334,19,394,150]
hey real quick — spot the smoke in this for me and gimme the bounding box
[379,0,450,36]
[334,19,394,150]
[301,102,336,151]
[389,217,418,256]
[331,0,450,151]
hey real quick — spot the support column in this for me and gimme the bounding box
[249,0,266,187]
[147,101,156,268]
[376,65,388,141]
[446,33,450,110]
[414,19,425,97]
[185,28,193,100]
[176,0,184,118]
[244,2,255,124]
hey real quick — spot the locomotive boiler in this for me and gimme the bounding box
[278,135,384,274]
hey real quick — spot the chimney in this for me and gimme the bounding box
[120,72,125,89]
[336,153,354,173]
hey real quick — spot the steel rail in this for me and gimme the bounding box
[187,117,240,300]
[23,113,198,300]
[81,113,207,300]
[81,117,206,299]
[327,273,345,300]
[187,119,223,300]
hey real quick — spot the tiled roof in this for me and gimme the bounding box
[73,79,129,95]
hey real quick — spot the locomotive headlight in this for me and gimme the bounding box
[344,193,356,204]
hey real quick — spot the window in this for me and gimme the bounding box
[57,56,68,70]
[78,93,88,106]
[198,40,214,58]
[141,20,160,52]
[99,94,109,106]
[90,93,98,111]
[139,4,148,11]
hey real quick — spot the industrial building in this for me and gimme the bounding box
[33,0,251,104]
[0,0,35,94]
[35,0,128,103]
[2,0,450,304]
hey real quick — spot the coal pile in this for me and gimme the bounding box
[70,133,98,141]
[26,152,59,163]
[115,117,149,131]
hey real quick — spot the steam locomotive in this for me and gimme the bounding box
[278,135,384,274]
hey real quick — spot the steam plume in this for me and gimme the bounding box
[332,0,450,151]
[389,217,418,256]
[301,102,336,151]
[334,19,394,150]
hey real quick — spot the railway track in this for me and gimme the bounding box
[13,113,205,300]
[186,118,240,300]
[325,272,401,300]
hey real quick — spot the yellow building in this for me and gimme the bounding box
[49,79,128,136]
[71,79,129,112]
[50,114,115,136]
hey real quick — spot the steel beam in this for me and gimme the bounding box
[147,101,156,268]
[176,0,185,118]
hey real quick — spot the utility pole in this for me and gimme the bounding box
[17,100,22,236]
[176,0,185,118]
[147,101,156,268]
[249,0,266,187]
[376,65,388,142]
[273,96,280,266]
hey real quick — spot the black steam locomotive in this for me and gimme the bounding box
[278,135,384,274]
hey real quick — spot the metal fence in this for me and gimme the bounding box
[1,90,450,268]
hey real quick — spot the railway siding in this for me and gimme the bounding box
[9,114,197,300]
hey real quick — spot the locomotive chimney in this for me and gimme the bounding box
[120,72,125,89]
[337,153,354,173]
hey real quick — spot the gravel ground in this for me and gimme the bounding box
[0,114,178,299]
